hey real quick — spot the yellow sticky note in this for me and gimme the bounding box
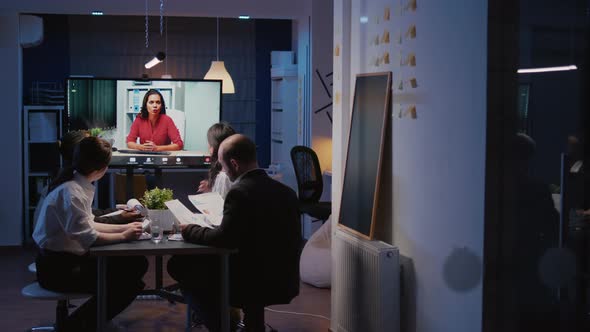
[381,30,390,44]
[384,7,391,21]
[409,105,417,119]
[405,0,417,12]
[409,53,416,66]
[383,52,390,64]
[335,92,341,105]
[403,53,417,66]
[409,77,418,88]
[406,25,416,39]
[334,45,340,57]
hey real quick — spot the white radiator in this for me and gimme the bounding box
[332,229,400,332]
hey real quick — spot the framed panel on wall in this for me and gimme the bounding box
[338,72,392,239]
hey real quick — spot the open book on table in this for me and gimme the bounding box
[187,192,224,227]
[164,199,215,229]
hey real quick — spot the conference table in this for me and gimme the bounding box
[89,239,235,332]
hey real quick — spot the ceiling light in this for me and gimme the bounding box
[517,65,578,74]
[91,11,104,16]
[239,15,250,20]
[204,18,235,94]
[145,52,166,69]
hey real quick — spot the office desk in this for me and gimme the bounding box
[89,240,234,332]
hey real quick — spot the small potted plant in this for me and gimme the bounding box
[140,187,177,228]
[88,127,104,137]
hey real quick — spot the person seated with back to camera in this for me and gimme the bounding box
[34,130,143,226]
[33,136,148,332]
[197,122,236,199]
[167,134,302,332]
[126,89,184,152]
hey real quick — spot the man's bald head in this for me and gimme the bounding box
[218,134,258,181]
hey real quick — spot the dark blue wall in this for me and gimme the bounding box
[22,15,70,105]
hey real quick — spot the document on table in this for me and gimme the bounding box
[188,193,224,227]
[164,199,214,229]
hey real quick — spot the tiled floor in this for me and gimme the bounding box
[1,247,330,331]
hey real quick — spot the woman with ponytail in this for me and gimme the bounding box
[33,136,148,332]
[197,122,236,199]
[33,130,142,226]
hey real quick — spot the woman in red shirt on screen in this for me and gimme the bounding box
[126,89,184,151]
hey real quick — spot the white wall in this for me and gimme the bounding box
[0,11,23,246]
[332,1,488,331]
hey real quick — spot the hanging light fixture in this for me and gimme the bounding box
[145,52,166,69]
[204,17,235,94]
[143,0,166,70]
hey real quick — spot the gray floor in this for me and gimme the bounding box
[1,247,331,331]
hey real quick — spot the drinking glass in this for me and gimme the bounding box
[151,225,163,244]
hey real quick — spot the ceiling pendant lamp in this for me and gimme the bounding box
[204,17,235,94]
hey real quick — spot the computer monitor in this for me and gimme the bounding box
[65,77,222,152]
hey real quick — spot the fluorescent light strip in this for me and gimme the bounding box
[144,57,162,69]
[91,11,104,16]
[239,15,250,19]
[517,65,577,74]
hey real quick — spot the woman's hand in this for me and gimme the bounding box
[141,140,157,151]
[197,179,211,193]
[122,222,144,241]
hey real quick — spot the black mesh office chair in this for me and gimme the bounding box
[290,146,331,222]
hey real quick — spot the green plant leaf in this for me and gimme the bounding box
[140,187,174,209]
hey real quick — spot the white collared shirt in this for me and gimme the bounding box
[570,160,583,173]
[33,172,98,255]
[211,171,233,199]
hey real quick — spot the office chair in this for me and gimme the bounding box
[21,283,91,331]
[22,262,90,331]
[290,146,331,222]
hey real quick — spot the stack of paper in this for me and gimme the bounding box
[164,199,215,229]
[188,193,224,227]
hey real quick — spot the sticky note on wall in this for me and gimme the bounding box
[405,0,417,12]
[381,30,390,44]
[384,7,391,21]
[406,25,416,39]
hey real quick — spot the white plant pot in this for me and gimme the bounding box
[148,209,178,231]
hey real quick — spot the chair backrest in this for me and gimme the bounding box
[290,145,323,203]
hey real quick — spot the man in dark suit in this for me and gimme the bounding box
[167,134,301,332]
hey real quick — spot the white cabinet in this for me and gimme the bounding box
[23,105,63,242]
[270,51,299,191]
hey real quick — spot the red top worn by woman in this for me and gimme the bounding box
[126,114,184,149]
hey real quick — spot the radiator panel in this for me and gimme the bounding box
[333,229,400,332]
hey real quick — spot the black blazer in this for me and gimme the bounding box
[182,169,302,306]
